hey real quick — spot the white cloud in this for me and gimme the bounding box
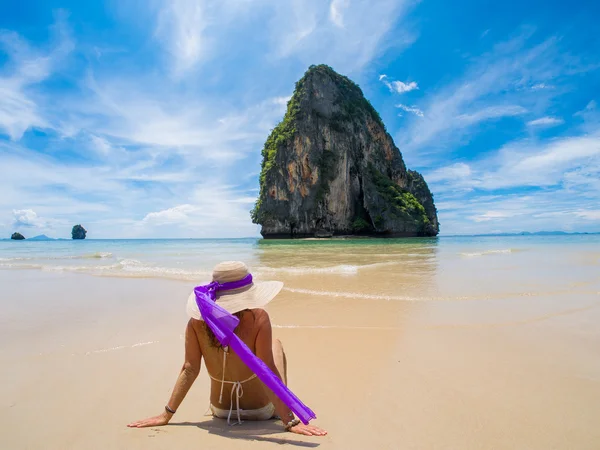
[271,96,291,106]
[470,210,513,222]
[154,0,207,75]
[12,209,48,228]
[0,16,73,140]
[137,183,261,237]
[329,0,350,27]
[421,124,600,235]
[0,85,48,140]
[426,162,472,183]
[0,14,301,238]
[396,103,424,117]
[456,105,526,126]
[396,29,592,163]
[488,135,600,188]
[427,133,600,192]
[142,204,196,225]
[391,80,418,93]
[0,141,261,238]
[145,1,415,75]
[380,74,418,93]
[436,190,600,235]
[575,210,600,220]
[270,95,292,114]
[531,83,552,90]
[269,0,415,73]
[89,134,122,156]
[527,116,564,127]
[64,72,291,168]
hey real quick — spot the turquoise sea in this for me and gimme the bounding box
[1,236,599,303]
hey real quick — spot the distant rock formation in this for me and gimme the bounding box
[71,225,87,240]
[29,234,54,241]
[11,232,25,240]
[251,64,439,238]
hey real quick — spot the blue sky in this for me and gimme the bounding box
[1,0,599,238]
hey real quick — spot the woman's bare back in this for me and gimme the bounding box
[191,308,275,410]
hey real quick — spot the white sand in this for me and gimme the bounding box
[1,269,599,449]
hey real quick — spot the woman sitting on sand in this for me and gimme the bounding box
[128,261,327,437]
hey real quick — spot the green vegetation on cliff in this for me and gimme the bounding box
[407,169,429,196]
[368,164,430,230]
[11,232,25,240]
[251,71,305,224]
[326,66,385,131]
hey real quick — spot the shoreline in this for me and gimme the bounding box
[2,232,600,242]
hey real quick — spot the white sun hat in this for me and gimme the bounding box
[186,261,283,320]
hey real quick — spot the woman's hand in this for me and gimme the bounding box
[127,411,172,428]
[289,423,328,436]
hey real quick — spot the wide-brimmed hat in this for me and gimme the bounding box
[186,261,283,320]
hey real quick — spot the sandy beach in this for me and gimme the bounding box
[1,237,600,449]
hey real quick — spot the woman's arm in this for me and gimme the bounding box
[254,312,327,437]
[127,319,202,428]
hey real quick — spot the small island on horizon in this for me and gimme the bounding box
[71,224,87,240]
[5,225,89,241]
[7,233,60,241]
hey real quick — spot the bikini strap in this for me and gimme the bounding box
[210,346,258,425]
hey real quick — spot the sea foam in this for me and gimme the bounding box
[461,248,516,257]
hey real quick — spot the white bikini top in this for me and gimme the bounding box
[208,346,257,425]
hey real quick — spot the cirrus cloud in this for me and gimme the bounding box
[527,116,564,127]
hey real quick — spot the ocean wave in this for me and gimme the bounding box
[0,259,396,281]
[84,252,113,259]
[0,255,403,280]
[257,261,398,275]
[283,287,425,301]
[460,249,517,257]
[111,259,211,279]
[0,258,211,281]
[0,261,120,273]
[0,252,113,261]
[0,262,44,270]
[273,324,401,330]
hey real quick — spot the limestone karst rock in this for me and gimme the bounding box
[252,65,439,238]
[71,224,87,240]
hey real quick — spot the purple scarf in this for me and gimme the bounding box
[194,274,316,425]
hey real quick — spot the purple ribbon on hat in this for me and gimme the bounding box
[194,274,316,425]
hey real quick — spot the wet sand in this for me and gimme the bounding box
[1,259,600,449]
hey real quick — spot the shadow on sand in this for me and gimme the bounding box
[169,418,321,447]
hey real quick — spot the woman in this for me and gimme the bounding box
[127,261,327,437]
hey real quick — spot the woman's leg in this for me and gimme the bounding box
[272,338,288,386]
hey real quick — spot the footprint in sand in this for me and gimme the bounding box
[147,428,166,438]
